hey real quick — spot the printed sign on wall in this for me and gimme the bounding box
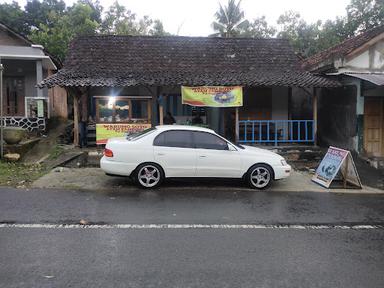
[181,86,243,107]
[96,123,151,145]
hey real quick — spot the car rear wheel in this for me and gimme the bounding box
[135,163,164,188]
[246,164,273,189]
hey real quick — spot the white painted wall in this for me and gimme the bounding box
[345,39,384,71]
[346,50,369,69]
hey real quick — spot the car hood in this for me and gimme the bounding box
[241,145,282,158]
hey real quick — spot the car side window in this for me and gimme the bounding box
[193,131,229,150]
[153,130,193,148]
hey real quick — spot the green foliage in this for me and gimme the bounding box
[100,1,169,36]
[24,0,66,31]
[346,0,384,32]
[277,11,322,56]
[1,0,383,60]
[242,16,277,38]
[0,1,27,35]
[211,0,249,37]
[210,0,384,57]
[0,0,169,61]
[29,2,99,61]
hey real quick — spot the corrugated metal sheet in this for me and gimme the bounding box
[345,73,384,86]
[0,45,46,57]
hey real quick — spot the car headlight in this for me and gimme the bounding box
[281,159,287,166]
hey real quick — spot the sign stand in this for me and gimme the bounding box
[312,146,362,189]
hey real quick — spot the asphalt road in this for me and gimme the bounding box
[1,187,384,287]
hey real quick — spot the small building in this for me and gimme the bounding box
[39,35,338,146]
[303,25,384,158]
[0,21,67,132]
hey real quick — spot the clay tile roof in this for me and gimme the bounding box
[303,25,384,71]
[40,35,339,88]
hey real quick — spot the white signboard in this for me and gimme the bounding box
[312,146,362,189]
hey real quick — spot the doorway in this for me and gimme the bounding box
[2,77,25,116]
[364,97,384,157]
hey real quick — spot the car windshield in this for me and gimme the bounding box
[126,127,156,141]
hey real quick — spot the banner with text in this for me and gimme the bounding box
[181,86,243,107]
[96,123,151,145]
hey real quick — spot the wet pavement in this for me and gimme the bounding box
[1,187,384,225]
[0,187,384,287]
[31,167,384,194]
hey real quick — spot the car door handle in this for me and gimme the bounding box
[157,153,165,156]
[199,155,207,158]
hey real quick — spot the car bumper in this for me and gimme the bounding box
[273,164,291,180]
[100,156,136,177]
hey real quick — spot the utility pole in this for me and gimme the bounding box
[0,60,4,159]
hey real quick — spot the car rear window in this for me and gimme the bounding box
[153,130,193,148]
[127,127,156,141]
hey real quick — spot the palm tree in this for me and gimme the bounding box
[211,0,249,37]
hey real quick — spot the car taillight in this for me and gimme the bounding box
[104,148,114,157]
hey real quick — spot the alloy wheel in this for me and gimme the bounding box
[137,165,161,188]
[250,167,271,189]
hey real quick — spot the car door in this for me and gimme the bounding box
[153,130,196,177]
[193,131,242,178]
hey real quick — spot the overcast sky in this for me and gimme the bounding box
[6,0,351,36]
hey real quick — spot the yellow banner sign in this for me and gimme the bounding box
[96,123,151,145]
[182,86,243,107]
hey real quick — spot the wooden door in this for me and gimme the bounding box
[364,97,384,157]
[2,77,25,116]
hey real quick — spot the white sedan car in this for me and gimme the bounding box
[100,125,291,189]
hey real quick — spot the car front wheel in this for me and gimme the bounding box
[135,163,164,189]
[246,164,273,189]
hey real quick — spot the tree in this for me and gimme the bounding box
[24,0,66,31]
[211,0,249,37]
[346,0,384,33]
[242,16,276,38]
[277,11,322,56]
[150,20,170,36]
[29,1,99,61]
[0,1,28,35]
[100,1,168,36]
[316,17,351,52]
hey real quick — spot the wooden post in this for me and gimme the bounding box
[313,88,318,146]
[80,88,88,122]
[159,105,164,125]
[343,155,349,188]
[235,107,239,143]
[73,92,79,147]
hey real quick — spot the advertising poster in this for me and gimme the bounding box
[96,123,151,145]
[312,146,348,188]
[37,100,44,117]
[181,86,243,107]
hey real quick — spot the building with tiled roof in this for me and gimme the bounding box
[0,21,67,133]
[40,35,338,88]
[303,25,384,159]
[39,35,340,147]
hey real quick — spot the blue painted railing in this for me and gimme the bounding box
[238,120,315,145]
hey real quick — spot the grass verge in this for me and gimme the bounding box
[0,161,47,188]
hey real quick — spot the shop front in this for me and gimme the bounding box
[93,96,152,145]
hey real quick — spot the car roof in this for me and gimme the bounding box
[155,125,215,133]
